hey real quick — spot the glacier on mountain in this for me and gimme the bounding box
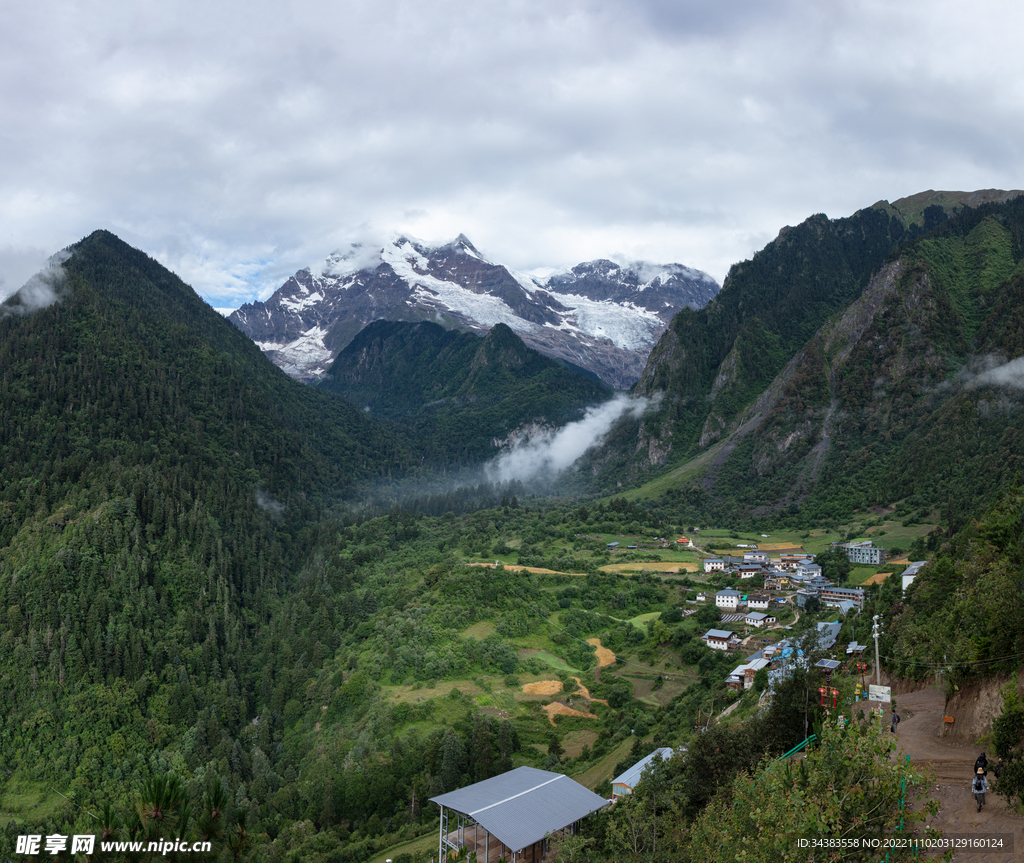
[228,233,719,389]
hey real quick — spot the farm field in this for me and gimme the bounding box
[600,561,699,573]
[467,562,585,576]
[587,638,616,667]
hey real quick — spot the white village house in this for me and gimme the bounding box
[715,589,742,611]
[702,629,741,651]
[744,611,776,628]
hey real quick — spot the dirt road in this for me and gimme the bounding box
[887,687,1022,861]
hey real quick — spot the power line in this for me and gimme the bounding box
[882,651,1024,670]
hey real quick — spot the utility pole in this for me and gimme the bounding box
[872,614,883,726]
[872,615,882,687]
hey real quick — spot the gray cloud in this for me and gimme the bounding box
[1,1,1023,308]
[255,490,285,517]
[0,250,71,317]
[484,393,650,484]
[0,246,56,303]
[967,356,1024,391]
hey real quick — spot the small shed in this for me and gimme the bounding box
[611,748,675,798]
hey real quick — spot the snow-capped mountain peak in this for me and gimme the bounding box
[229,234,719,388]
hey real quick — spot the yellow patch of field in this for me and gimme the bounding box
[600,562,698,573]
[522,680,563,696]
[861,571,893,585]
[467,563,585,576]
[543,703,597,725]
[889,557,911,566]
[587,638,616,667]
[570,676,608,705]
[757,542,805,552]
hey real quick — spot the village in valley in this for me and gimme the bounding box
[406,523,935,863]
[593,530,924,700]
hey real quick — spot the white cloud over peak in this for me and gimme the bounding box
[1,0,1022,307]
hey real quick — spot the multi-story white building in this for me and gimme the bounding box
[715,589,742,610]
[840,541,884,565]
[796,562,823,579]
[820,586,865,610]
[702,629,740,650]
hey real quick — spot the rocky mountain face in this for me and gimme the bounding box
[576,190,1024,523]
[228,234,719,388]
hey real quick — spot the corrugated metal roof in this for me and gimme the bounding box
[611,748,674,791]
[703,629,733,639]
[429,766,609,853]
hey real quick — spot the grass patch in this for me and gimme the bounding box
[626,612,662,630]
[367,829,437,863]
[383,678,486,705]
[847,566,881,586]
[562,728,600,759]
[462,620,496,639]
[572,736,635,790]
[517,648,576,673]
[0,777,65,823]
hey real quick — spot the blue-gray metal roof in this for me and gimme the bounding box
[703,628,733,639]
[816,621,842,649]
[429,766,609,853]
[611,748,674,790]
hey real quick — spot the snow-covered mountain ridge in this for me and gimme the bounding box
[228,234,719,388]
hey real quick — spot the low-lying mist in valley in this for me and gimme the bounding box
[356,393,654,513]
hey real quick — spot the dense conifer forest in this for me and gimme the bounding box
[318,319,610,467]
[3,207,1024,861]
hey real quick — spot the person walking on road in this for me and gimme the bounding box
[890,710,900,734]
[973,768,989,812]
[975,752,988,775]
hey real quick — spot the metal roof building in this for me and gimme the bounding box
[430,766,609,862]
[611,747,675,798]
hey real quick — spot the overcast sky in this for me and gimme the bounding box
[2,0,1023,309]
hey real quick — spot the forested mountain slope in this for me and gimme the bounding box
[1,230,410,532]
[0,230,416,855]
[580,191,1024,529]
[0,227,979,863]
[318,320,611,465]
